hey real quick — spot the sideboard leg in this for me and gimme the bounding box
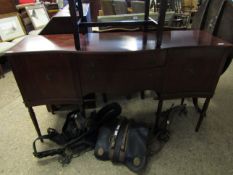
[0,64,4,78]
[28,107,43,142]
[140,91,145,99]
[181,98,185,105]
[46,105,55,114]
[82,102,86,118]
[193,97,202,113]
[195,98,211,132]
[102,93,108,103]
[154,99,163,133]
[126,95,132,100]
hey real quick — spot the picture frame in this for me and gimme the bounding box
[25,4,50,30]
[0,13,26,42]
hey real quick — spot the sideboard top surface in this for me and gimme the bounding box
[6,30,232,55]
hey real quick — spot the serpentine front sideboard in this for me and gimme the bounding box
[6,30,233,139]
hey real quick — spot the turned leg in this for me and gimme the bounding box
[181,98,185,105]
[154,99,163,133]
[140,91,145,99]
[126,95,132,100]
[193,97,202,113]
[28,107,43,142]
[82,103,86,118]
[46,105,55,114]
[0,64,4,78]
[102,93,108,103]
[195,98,211,132]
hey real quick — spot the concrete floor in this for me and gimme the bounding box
[0,64,233,175]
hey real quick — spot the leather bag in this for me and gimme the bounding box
[94,118,149,172]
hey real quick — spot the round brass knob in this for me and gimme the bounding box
[97,147,104,156]
[133,157,141,166]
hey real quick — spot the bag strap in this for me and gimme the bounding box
[33,132,95,162]
[119,123,129,162]
[33,136,65,158]
[109,119,128,163]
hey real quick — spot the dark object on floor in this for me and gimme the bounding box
[0,56,7,78]
[95,118,149,172]
[33,103,121,164]
[155,104,187,142]
[0,64,4,78]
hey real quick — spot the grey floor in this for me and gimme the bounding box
[0,64,233,175]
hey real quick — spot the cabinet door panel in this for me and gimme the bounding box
[10,53,81,105]
[162,47,227,94]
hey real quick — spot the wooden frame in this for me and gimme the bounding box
[0,13,26,42]
[25,4,50,29]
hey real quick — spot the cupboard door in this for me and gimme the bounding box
[162,47,228,95]
[10,53,81,106]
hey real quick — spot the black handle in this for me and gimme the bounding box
[33,136,64,158]
[33,148,64,158]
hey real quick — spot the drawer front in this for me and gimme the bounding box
[10,53,81,105]
[81,68,162,95]
[79,50,166,71]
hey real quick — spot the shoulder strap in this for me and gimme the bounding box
[33,136,65,158]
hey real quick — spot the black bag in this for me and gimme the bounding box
[45,110,87,145]
[94,118,149,172]
[33,103,122,163]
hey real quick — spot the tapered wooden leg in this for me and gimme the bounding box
[154,99,163,133]
[126,95,132,100]
[181,98,185,105]
[195,98,211,132]
[82,103,86,118]
[28,107,43,142]
[46,105,55,114]
[102,93,108,103]
[0,64,4,78]
[193,97,202,113]
[140,91,145,99]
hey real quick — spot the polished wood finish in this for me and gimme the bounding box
[195,98,211,132]
[28,107,43,142]
[6,30,233,136]
[7,30,232,53]
[10,52,82,107]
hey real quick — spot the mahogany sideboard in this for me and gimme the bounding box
[6,30,233,138]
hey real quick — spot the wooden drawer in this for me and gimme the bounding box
[80,68,163,95]
[79,50,166,71]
